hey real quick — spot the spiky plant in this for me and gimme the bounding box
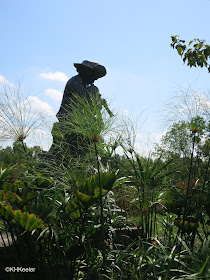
[0,82,51,148]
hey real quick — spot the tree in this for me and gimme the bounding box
[0,142,43,166]
[171,35,210,72]
[156,116,209,182]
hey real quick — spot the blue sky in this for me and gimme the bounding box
[1,0,210,152]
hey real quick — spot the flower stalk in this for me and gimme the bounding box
[182,132,196,236]
[94,141,106,262]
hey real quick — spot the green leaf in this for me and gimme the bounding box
[93,187,109,198]
[0,190,22,204]
[0,164,14,187]
[100,172,116,190]
[79,172,116,195]
[35,173,53,188]
[1,205,45,231]
[13,180,26,189]
[76,191,93,207]
[0,204,12,220]
[75,173,116,207]
[65,198,81,219]
[1,182,18,193]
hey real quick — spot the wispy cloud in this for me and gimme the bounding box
[44,89,63,101]
[0,74,15,87]
[40,72,68,83]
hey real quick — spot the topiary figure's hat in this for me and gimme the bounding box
[74,60,106,78]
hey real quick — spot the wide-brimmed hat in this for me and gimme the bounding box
[74,60,106,78]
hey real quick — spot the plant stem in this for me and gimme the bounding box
[94,142,105,262]
[182,133,196,235]
[202,156,210,192]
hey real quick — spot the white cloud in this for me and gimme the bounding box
[0,74,15,87]
[25,128,52,151]
[44,89,63,101]
[31,128,48,138]
[40,72,68,83]
[23,96,55,116]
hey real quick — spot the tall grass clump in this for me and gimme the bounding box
[59,92,117,262]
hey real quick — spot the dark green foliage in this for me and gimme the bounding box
[171,35,210,72]
[0,93,209,279]
[0,141,42,166]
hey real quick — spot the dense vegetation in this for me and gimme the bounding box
[0,91,209,280]
[0,39,209,279]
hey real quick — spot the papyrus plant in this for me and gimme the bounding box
[0,82,51,149]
